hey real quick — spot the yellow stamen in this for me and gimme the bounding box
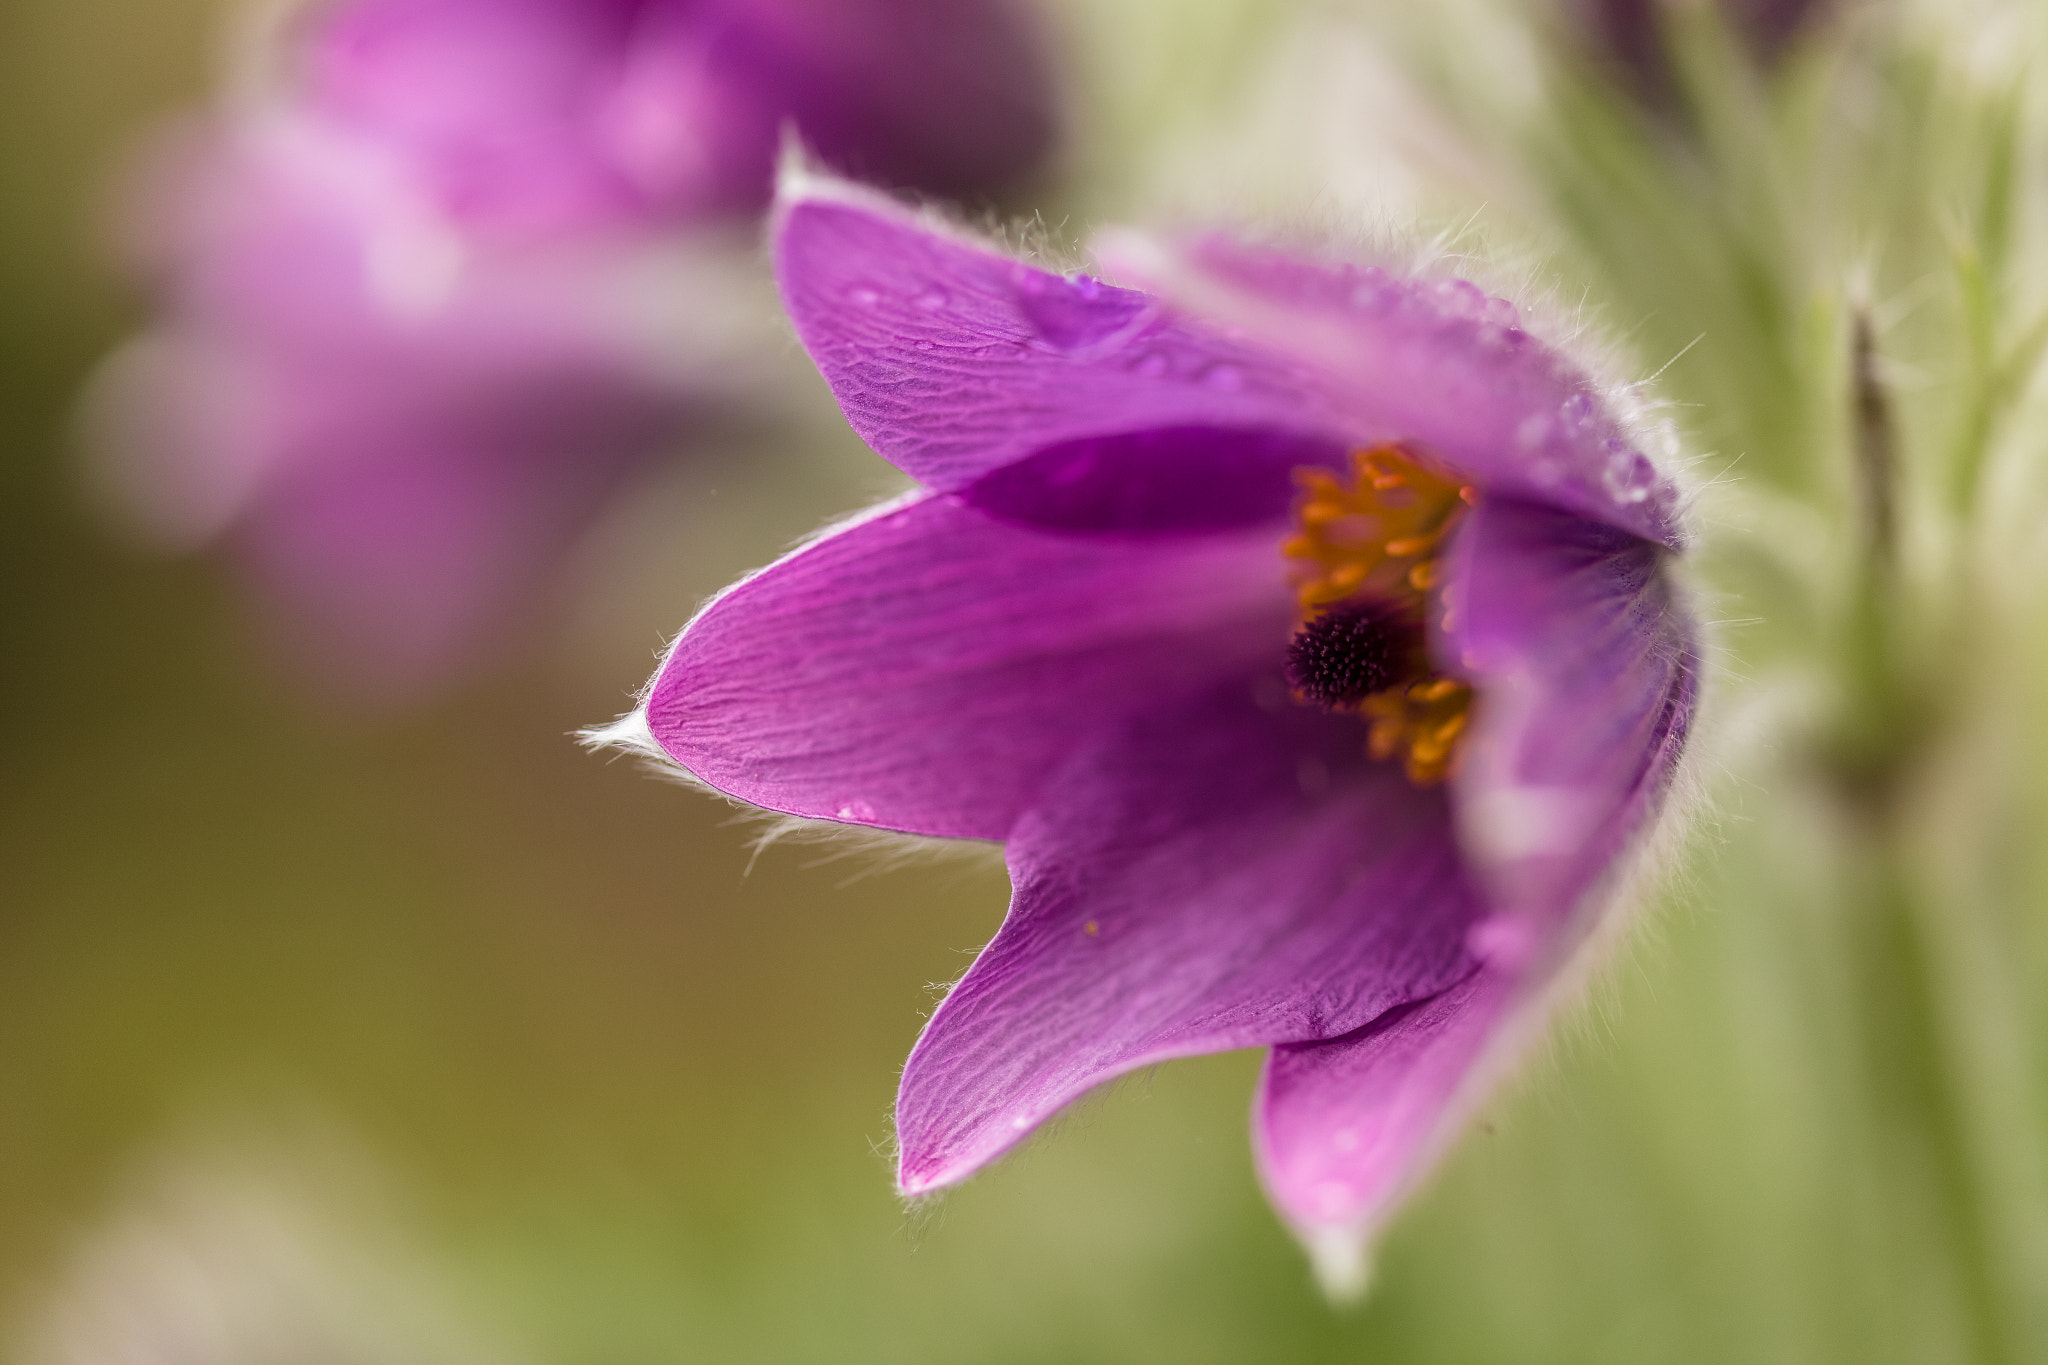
[1283,444,1478,785]
[1285,445,1474,614]
[1359,680,1474,785]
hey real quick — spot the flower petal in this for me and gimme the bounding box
[644,495,1295,838]
[772,180,1360,491]
[1252,971,1508,1283]
[1448,495,1699,942]
[959,424,1345,535]
[1253,498,1698,1268]
[895,677,1485,1194]
[304,0,1058,231]
[1097,231,1687,548]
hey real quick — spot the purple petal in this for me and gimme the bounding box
[1251,497,1696,1262]
[895,678,1486,1194]
[305,0,649,231]
[304,0,1057,232]
[1237,499,1696,1260]
[960,424,1346,535]
[700,0,1058,207]
[772,183,1360,492]
[1252,972,1508,1261]
[1097,231,1687,548]
[644,495,1295,838]
[1448,496,1698,945]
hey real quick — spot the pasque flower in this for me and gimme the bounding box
[95,0,1056,697]
[615,173,1700,1284]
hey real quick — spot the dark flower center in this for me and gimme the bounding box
[1282,444,1478,785]
[1285,601,1419,708]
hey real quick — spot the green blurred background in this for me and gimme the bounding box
[0,1,1998,1361]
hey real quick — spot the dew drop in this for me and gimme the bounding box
[1012,267,1149,352]
[1559,392,1596,429]
[1467,915,1538,969]
[835,800,877,821]
[913,286,949,310]
[1602,445,1657,504]
[1433,278,1487,318]
[1200,362,1245,392]
[846,285,880,306]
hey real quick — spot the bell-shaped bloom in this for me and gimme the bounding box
[94,0,1057,699]
[611,174,1699,1286]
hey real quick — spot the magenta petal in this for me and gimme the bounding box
[1448,496,1698,940]
[644,495,1295,838]
[895,679,1485,1194]
[303,0,1057,232]
[1245,499,1696,1262]
[773,183,1361,492]
[1099,233,1687,548]
[1253,972,1508,1258]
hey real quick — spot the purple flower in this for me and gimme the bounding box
[618,175,1699,1283]
[95,0,1057,699]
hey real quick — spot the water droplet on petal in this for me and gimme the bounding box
[1559,392,1596,429]
[1467,915,1538,969]
[1349,267,1394,314]
[1200,363,1245,392]
[835,800,877,821]
[913,286,949,310]
[1482,296,1520,327]
[1603,444,1657,504]
[846,285,880,306]
[1433,278,1488,319]
[1011,264,1151,352]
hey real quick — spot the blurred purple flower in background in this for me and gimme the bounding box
[611,176,1700,1286]
[91,0,1058,700]
[1572,0,1831,100]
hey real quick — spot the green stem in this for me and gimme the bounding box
[1836,315,2007,1362]
[1843,829,2009,1365]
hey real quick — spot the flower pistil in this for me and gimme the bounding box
[1282,444,1475,784]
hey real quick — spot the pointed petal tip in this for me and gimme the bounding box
[578,708,662,760]
[1303,1225,1374,1303]
[895,1154,970,1200]
[895,1107,1042,1198]
[771,133,846,212]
